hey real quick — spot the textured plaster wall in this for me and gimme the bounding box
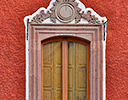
[0,0,128,100]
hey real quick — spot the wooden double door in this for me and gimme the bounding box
[41,37,89,100]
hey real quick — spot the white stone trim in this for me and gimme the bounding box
[103,41,106,100]
[25,24,29,100]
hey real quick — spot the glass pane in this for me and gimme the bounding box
[43,41,62,100]
[68,41,87,100]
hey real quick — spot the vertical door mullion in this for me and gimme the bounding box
[62,38,68,100]
[87,44,90,100]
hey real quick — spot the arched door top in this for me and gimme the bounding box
[41,36,90,45]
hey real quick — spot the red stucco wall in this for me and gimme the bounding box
[0,0,128,99]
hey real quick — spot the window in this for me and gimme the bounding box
[24,0,107,100]
[27,23,105,100]
[41,37,89,100]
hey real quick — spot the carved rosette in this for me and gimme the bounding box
[32,0,101,24]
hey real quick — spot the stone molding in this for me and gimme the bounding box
[24,0,107,25]
[28,23,104,100]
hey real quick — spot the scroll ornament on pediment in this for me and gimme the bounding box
[32,0,102,24]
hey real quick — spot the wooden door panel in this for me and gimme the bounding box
[43,68,52,87]
[68,42,87,100]
[43,90,52,100]
[68,42,76,100]
[43,41,62,100]
[77,91,87,100]
[76,43,87,100]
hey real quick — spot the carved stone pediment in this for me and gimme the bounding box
[32,0,83,23]
[24,0,107,24]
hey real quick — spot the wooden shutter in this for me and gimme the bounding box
[43,41,62,100]
[68,41,87,100]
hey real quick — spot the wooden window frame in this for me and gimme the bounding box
[41,37,90,100]
[29,23,104,100]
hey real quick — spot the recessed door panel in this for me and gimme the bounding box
[43,41,62,100]
[68,41,87,100]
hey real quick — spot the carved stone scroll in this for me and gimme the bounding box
[32,11,50,23]
[82,11,100,24]
[31,0,102,24]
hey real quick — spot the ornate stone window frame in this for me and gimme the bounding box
[24,0,108,100]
